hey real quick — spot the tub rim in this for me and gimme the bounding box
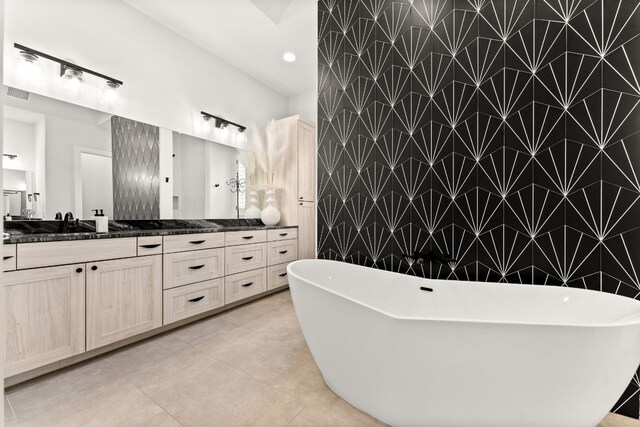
[287,259,640,329]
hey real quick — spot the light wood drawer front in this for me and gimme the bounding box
[163,279,224,325]
[225,230,267,246]
[137,236,163,256]
[268,240,298,266]
[267,263,290,290]
[163,232,225,253]
[17,238,137,269]
[164,248,224,289]
[3,244,17,271]
[267,228,298,242]
[225,243,267,275]
[224,268,267,304]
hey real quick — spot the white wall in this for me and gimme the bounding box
[80,152,113,219]
[288,90,317,123]
[4,0,289,147]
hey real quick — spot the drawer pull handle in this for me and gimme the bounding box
[140,243,161,249]
[242,256,254,261]
[189,264,206,270]
[91,265,98,271]
[3,255,14,260]
[76,267,83,273]
[242,236,254,240]
[279,233,288,237]
[278,272,287,277]
[190,240,206,244]
[279,250,288,254]
[242,282,254,287]
[188,295,205,302]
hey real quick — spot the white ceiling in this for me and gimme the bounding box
[122,0,317,98]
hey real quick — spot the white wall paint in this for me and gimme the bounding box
[4,0,289,146]
[288,89,317,123]
[158,128,173,219]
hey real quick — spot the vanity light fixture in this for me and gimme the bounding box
[3,154,17,160]
[16,49,44,82]
[14,43,123,98]
[200,111,246,133]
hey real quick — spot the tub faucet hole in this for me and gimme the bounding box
[420,286,433,292]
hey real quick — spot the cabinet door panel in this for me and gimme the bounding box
[297,121,316,202]
[86,255,162,350]
[298,201,316,260]
[4,264,85,377]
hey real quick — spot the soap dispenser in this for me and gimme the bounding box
[92,209,109,233]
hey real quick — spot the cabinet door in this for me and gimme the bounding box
[4,264,85,377]
[297,120,316,202]
[86,255,162,351]
[298,201,316,260]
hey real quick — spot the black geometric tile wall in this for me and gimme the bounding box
[317,0,640,418]
[111,116,160,220]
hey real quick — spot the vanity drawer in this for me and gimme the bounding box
[163,248,224,289]
[224,268,267,304]
[267,240,298,266]
[137,236,163,256]
[17,238,137,269]
[225,243,267,275]
[225,230,267,246]
[163,232,225,254]
[267,228,298,242]
[267,263,290,290]
[163,278,224,324]
[3,244,17,271]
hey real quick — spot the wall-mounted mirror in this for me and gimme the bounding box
[3,89,249,220]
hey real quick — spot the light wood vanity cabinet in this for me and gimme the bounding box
[3,264,86,377]
[3,226,297,380]
[86,255,162,350]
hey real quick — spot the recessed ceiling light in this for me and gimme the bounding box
[283,52,296,62]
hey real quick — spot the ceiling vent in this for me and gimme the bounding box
[6,86,31,101]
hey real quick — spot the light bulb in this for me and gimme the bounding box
[202,117,212,134]
[16,51,44,82]
[100,81,121,105]
[62,67,84,95]
[283,52,296,62]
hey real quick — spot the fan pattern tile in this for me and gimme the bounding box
[317,0,640,418]
[111,116,160,220]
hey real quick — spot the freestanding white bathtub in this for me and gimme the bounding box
[287,259,640,427]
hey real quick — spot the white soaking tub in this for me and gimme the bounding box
[287,259,640,427]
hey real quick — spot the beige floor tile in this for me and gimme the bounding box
[4,394,16,423]
[7,380,180,427]
[5,357,121,423]
[140,356,302,426]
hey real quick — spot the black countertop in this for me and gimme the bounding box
[3,219,297,244]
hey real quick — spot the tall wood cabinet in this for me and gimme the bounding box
[277,116,316,260]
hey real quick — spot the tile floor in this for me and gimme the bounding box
[3,290,639,426]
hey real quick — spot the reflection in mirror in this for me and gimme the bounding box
[3,88,255,221]
[4,91,112,219]
[172,132,245,219]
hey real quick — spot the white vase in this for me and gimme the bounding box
[261,187,281,226]
[244,187,262,219]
